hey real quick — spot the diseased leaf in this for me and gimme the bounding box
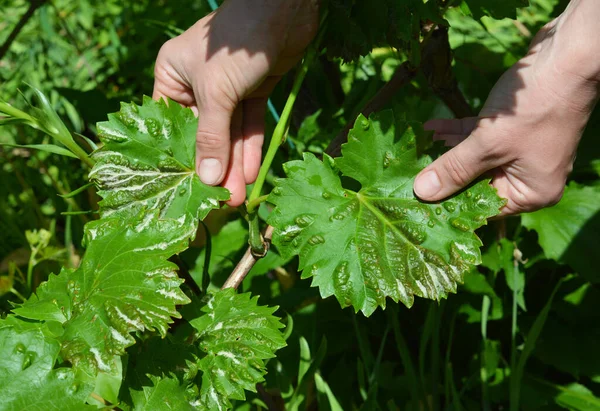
[268,110,504,315]
[14,213,193,374]
[187,289,287,410]
[522,183,600,283]
[0,318,95,411]
[89,97,229,225]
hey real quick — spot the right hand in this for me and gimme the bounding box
[153,0,319,206]
[414,0,600,215]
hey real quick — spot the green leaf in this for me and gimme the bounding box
[511,280,562,408]
[89,97,229,225]
[315,372,344,411]
[187,289,287,410]
[554,383,600,410]
[130,375,195,411]
[14,213,193,374]
[268,110,504,315]
[0,318,95,411]
[522,183,600,282]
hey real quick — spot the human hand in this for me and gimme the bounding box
[153,0,318,206]
[413,1,600,216]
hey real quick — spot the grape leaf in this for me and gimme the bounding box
[522,183,600,283]
[89,97,229,225]
[13,213,193,374]
[268,110,504,316]
[187,289,287,410]
[0,318,95,411]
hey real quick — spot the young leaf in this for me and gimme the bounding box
[0,318,95,410]
[268,110,504,315]
[129,375,195,411]
[89,97,229,224]
[187,289,287,410]
[14,213,194,374]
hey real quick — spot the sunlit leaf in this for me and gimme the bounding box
[14,213,194,374]
[90,97,229,225]
[268,110,504,315]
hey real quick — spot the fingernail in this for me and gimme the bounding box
[198,158,222,185]
[414,170,441,199]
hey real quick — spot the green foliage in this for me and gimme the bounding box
[522,183,600,283]
[129,375,194,410]
[1,0,599,410]
[461,0,529,20]
[269,111,504,315]
[1,96,287,408]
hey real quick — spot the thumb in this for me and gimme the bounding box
[195,102,233,186]
[413,131,501,201]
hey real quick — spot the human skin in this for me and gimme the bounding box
[413,0,600,215]
[154,0,599,214]
[152,0,319,206]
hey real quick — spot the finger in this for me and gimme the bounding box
[489,170,519,217]
[195,95,234,186]
[242,98,268,184]
[424,117,479,136]
[153,42,195,106]
[222,106,247,207]
[413,130,504,201]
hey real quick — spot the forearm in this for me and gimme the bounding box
[552,0,600,84]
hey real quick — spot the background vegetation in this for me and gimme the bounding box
[1,0,600,409]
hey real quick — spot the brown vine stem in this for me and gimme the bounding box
[222,225,274,290]
[0,0,46,61]
[422,27,475,118]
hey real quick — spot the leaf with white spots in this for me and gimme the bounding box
[90,97,229,225]
[267,110,505,316]
[0,317,96,410]
[187,289,287,410]
[13,213,193,375]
